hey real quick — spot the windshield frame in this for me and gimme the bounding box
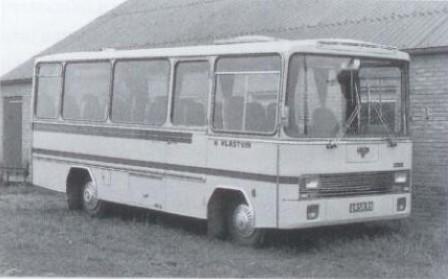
[283,52,410,140]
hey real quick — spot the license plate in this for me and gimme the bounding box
[349,201,374,213]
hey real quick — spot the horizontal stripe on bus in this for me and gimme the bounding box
[32,122,193,144]
[32,148,299,184]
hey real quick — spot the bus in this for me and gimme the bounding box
[32,38,411,246]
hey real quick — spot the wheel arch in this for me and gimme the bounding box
[207,186,252,211]
[206,186,252,240]
[207,186,265,245]
[66,166,96,192]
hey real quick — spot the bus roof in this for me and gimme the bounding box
[36,38,410,63]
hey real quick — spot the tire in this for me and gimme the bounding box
[67,184,82,210]
[81,179,108,217]
[227,200,265,247]
[207,198,227,240]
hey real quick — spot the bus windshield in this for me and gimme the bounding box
[285,54,406,138]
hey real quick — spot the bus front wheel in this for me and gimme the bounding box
[227,200,265,247]
[81,180,108,217]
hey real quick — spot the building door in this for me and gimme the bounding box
[3,97,23,168]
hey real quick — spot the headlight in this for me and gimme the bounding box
[394,171,408,184]
[304,176,320,189]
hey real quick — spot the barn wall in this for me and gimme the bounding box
[409,53,448,225]
[0,82,33,181]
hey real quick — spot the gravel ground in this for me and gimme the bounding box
[0,185,447,277]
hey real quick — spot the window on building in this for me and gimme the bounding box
[63,62,111,121]
[212,55,281,133]
[112,60,170,125]
[172,61,210,127]
[36,63,62,118]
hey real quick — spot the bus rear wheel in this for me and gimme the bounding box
[82,180,108,217]
[227,200,265,247]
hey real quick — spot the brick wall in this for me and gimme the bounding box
[412,185,448,227]
[409,53,448,225]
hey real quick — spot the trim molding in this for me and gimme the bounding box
[33,122,193,143]
[0,78,32,86]
[32,148,297,184]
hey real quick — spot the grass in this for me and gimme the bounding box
[0,184,446,277]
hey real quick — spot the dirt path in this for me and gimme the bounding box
[0,185,446,277]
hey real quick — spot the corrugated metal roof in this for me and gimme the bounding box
[2,0,448,82]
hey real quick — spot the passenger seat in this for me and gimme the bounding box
[146,96,168,124]
[185,101,205,126]
[223,96,244,131]
[82,95,103,120]
[245,102,267,132]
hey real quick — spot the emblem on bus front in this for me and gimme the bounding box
[357,147,370,158]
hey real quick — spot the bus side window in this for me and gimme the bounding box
[63,62,110,121]
[266,102,277,131]
[112,60,169,125]
[172,61,209,127]
[223,95,244,130]
[213,55,281,134]
[81,94,102,120]
[213,102,224,129]
[36,63,62,119]
[63,94,81,119]
[146,96,168,125]
[246,102,266,132]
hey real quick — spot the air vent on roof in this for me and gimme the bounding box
[318,39,397,51]
[214,35,286,45]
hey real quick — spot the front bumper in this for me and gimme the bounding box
[278,193,411,229]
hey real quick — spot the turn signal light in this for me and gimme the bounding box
[307,204,319,220]
[397,197,407,212]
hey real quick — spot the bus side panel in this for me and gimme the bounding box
[32,157,70,192]
[164,177,207,218]
[164,133,207,218]
[95,168,130,204]
[33,127,167,200]
[127,173,165,210]
[206,137,278,228]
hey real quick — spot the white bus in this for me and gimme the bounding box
[32,38,411,246]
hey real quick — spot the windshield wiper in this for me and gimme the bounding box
[327,77,361,149]
[327,74,398,149]
[371,102,397,147]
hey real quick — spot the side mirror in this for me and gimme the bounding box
[281,106,290,127]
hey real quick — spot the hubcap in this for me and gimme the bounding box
[83,181,99,210]
[232,204,255,238]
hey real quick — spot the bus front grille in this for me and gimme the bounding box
[300,171,396,198]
